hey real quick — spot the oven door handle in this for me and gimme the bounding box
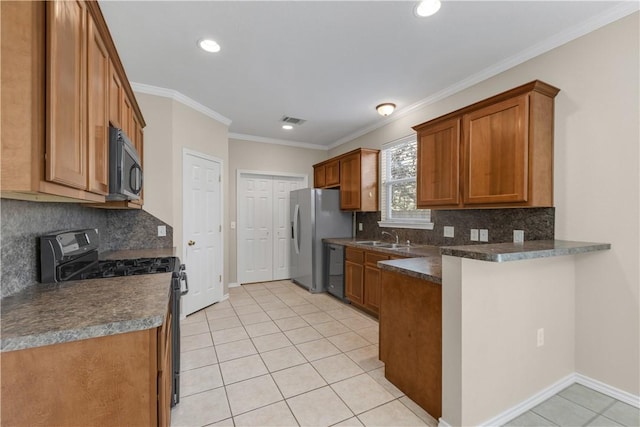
[180,269,189,295]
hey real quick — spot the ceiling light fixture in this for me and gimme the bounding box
[376,103,396,117]
[282,124,293,130]
[415,0,441,17]
[198,39,221,53]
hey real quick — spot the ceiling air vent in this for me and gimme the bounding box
[281,116,306,126]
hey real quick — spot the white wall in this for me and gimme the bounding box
[138,94,173,225]
[228,138,327,284]
[442,255,577,426]
[137,93,230,287]
[336,13,640,397]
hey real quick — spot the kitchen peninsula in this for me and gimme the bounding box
[376,239,610,426]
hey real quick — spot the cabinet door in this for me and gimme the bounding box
[130,115,144,206]
[46,0,87,190]
[463,95,529,205]
[416,118,460,207]
[345,260,363,305]
[325,159,340,187]
[364,251,389,316]
[122,94,133,137]
[86,12,109,195]
[108,61,123,127]
[364,265,381,315]
[157,309,172,427]
[314,164,326,188]
[340,152,361,210]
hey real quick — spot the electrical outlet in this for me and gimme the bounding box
[470,229,479,241]
[514,230,524,243]
[537,328,545,347]
[157,225,167,237]
[444,226,455,238]
[358,223,363,231]
[479,229,489,242]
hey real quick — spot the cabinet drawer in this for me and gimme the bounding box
[365,251,390,266]
[346,247,364,263]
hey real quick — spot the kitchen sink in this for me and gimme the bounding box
[355,241,410,250]
[355,240,389,247]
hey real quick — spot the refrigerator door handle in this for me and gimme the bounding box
[293,204,300,255]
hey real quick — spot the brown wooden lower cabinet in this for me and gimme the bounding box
[345,247,364,306]
[345,247,402,318]
[379,269,442,419]
[1,307,172,426]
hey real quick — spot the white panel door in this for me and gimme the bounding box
[183,151,223,316]
[237,172,306,284]
[273,177,303,280]
[238,175,273,283]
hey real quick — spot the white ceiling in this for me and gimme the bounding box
[99,1,635,149]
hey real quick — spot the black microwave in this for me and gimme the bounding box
[107,126,143,201]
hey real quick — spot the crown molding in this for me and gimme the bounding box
[331,2,639,148]
[229,133,329,151]
[131,82,232,126]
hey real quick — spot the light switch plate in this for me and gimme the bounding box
[444,226,455,238]
[230,221,236,229]
[470,229,479,241]
[157,225,167,237]
[479,229,489,242]
[514,230,524,243]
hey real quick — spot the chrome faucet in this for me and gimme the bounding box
[381,230,399,245]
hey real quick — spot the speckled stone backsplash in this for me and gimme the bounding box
[1,199,172,298]
[355,208,554,246]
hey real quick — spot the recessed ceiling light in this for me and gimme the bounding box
[198,39,221,53]
[415,0,441,17]
[282,124,293,130]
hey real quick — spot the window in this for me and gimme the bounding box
[379,136,433,229]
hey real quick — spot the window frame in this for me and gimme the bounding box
[378,135,434,230]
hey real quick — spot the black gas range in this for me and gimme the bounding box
[39,229,188,407]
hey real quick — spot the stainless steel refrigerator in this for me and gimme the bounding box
[290,188,352,292]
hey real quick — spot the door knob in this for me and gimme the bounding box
[188,240,196,246]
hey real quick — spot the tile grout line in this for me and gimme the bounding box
[180,280,424,427]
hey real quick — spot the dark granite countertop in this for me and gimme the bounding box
[324,238,610,283]
[324,238,440,258]
[440,240,611,262]
[1,272,172,352]
[324,238,442,283]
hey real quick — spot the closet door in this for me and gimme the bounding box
[238,174,274,284]
[272,177,304,280]
[237,173,306,284]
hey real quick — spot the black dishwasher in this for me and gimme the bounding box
[324,243,348,301]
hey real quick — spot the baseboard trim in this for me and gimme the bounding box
[575,373,640,408]
[220,293,229,302]
[479,374,575,427]
[475,373,640,426]
[228,282,240,288]
[438,417,452,427]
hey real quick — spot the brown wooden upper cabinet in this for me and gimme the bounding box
[46,0,91,193]
[413,80,559,209]
[313,148,379,212]
[340,148,379,211]
[313,158,340,189]
[0,1,145,205]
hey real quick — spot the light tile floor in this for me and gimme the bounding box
[171,280,438,427]
[504,383,640,427]
[172,280,640,427]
